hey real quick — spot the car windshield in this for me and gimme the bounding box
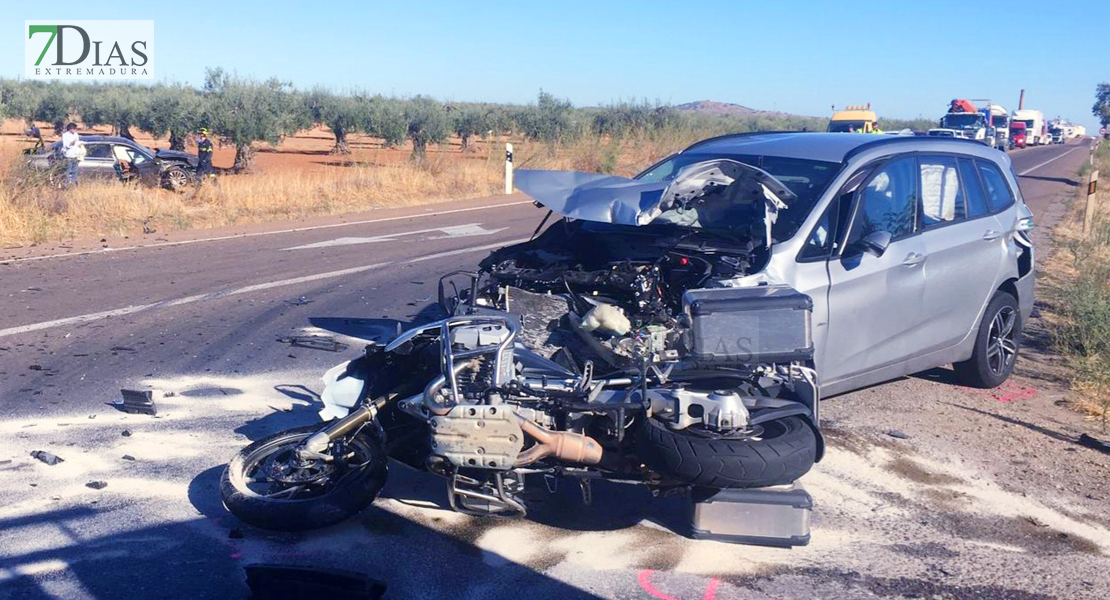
[827,120,868,132]
[633,153,840,241]
[940,114,983,128]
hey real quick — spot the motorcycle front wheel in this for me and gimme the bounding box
[220,425,388,531]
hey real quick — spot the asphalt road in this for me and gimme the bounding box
[1,139,1106,600]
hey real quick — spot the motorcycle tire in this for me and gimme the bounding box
[636,415,817,489]
[220,425,388,532]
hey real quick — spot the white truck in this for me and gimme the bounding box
[1011,109,1047,146]
[928,99,997,148]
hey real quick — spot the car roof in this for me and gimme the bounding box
[77,135,140,145]
[678,131,992,164]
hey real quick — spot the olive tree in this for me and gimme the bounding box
[75,84,149,139]
[403,96,449,159]
[451,105,494,151]
[202,68,303,172]
[360,95,406,149]
[516,90,576,144]
[305,87,366,154]
[137,84,206,150]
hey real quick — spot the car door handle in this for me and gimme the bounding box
[902,252,925,267]
[983,230,1002,241]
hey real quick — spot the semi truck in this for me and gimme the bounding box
[928,99,997,147]
[1011,109,1047,146]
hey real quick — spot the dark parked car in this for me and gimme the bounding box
[28,135,198,191]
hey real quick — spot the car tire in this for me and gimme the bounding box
[954,291,1020,388]
[162,165,192,192]
[636,415,817,489]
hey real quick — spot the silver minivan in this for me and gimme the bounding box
[631,133,1035,396]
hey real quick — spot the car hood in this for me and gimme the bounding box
[154,149,197,164]
[515,159,796,227]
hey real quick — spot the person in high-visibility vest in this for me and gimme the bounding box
[195,128,215,185]
[871,124,884,134]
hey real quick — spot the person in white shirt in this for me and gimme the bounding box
[61,123,83,187]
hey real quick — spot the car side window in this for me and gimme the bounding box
[847,156,918,245]
[977,161,1015,213]
[918,156,964,228]
[84,143,112,159]
[958,158,989,219]
[120,146,148,165]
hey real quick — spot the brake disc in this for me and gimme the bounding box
[263,452,335,485]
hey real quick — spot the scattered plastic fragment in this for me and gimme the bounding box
[885,430,910,440]
[86,481,107,490]
[276,336,348,353]
[120,389,157,415]
[31,450,63,465]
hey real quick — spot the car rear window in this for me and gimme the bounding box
[976,161,1015,213]
[85,144,113,159]
[958,158,989,219]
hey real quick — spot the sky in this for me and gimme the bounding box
[5,0,1108,131]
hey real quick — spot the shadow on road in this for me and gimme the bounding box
[1,478,605,600]
[1017,174,1079,187]
[946,402,1079,445]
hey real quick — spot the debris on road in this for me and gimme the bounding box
[285,296,313,307]
[1079,433,1110,455]
[244,564,386,600]
[29,365,44,371]
[885,430,911,439]
[121,455,136,461]
[119,389,157,415]
[86,481,107,490]
[121,429,132,437]
[276,336,348,353]
[31,450,64,465]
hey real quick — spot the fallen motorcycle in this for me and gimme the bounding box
[221,160,824,531]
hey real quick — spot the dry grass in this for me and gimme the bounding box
[0,147,502,245]
[0,126,708,246]
[1040,141,1110,428]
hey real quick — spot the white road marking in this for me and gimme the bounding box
[0,238,528,339]
[1016,146,1084,176]
[0,200,532,264]
[283,223,507,251]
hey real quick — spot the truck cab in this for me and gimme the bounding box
[1009,122,1027,148]
[828,104,878,133]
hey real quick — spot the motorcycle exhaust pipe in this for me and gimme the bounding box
[303,405,375,454]
[514,416,605,467]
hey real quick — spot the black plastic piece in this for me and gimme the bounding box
[120,389,157,415]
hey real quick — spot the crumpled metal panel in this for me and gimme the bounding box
[515,159,795,227]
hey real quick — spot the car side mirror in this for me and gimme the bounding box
[859,231,892,257]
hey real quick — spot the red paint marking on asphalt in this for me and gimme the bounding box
[637,570,721,600]
[967,380,1038,403]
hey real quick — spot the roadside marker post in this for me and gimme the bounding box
[1085,169,1100,235]
[505,143,514,195]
